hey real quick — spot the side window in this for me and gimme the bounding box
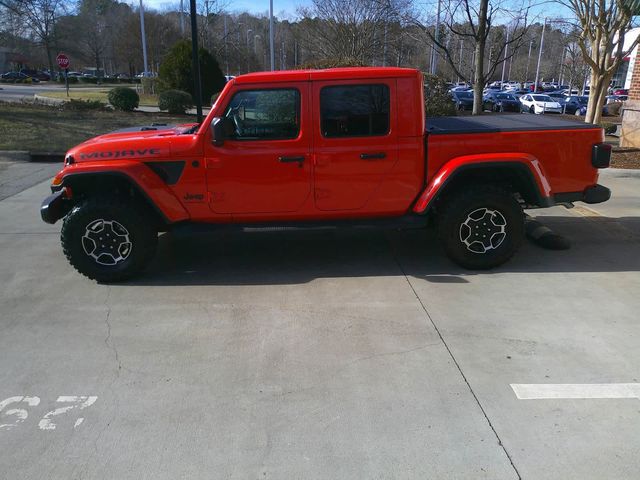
[320,84,390,138]
[223,89,300,140]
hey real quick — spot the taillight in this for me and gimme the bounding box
[592,143,611,169]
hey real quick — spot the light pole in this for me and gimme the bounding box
[534,19,547,92]
[525,40,533,81]
[458,39,463,83]
[431,0,442,74]
[139,0,149,76]
[223,15,229,74]
[179,0,184,35]
[269,0,275,70]
[189,0,203,121]
[246,29,252,72]
[501,28,510,84]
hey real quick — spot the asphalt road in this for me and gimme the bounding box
[0,82,71,102]
[1,166,639,479]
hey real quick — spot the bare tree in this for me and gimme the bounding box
[561,0,640,123]
[412,0,533,114]
[2,0,65,73]
[297,0,409,64]
[562,39,590,95]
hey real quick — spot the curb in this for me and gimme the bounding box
[33,94,65,106]
[0,150,64,163]
[0,150,30,161]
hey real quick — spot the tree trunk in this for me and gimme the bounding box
[45,41,54,77]
[472,0,489,115]
[585,70,614,124]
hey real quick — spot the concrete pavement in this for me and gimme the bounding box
[0,167,638,479]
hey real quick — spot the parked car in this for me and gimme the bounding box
[19,69,50,81]
[483,85,502,94]
[607,94,628,103]
[135,71,157,78]
[560,88,579,96]
[561,95,589,114]
[547,92,567,100]
[451,90,474,110]
[612,88,628,96]
[520,94,563,114]
[511,89,530,98]
[503,82,522,91]
[0,71,39,83]
[483,92,521,112]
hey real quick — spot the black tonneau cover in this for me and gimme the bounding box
[427,114,599,134]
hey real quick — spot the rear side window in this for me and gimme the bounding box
[223,88,300,140]
[320,84,390,138]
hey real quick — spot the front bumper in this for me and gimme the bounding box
[40,190,71,224]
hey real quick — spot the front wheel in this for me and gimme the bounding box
[61,197,158,282]
[437,185,524,269]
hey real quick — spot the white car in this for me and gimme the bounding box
[519,94,563,114]
[503,82,522,91]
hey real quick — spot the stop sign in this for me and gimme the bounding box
[56,53,70,69]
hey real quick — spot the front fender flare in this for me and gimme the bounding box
[54,161,190,223]
[412,153,552,214]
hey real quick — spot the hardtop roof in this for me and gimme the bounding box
[233,67,421,84]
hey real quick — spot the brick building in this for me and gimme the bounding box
[620,45,640,147]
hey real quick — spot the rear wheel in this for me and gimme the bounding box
[437,185,524,269]
[61,197,158,282]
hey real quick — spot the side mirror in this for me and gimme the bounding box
[211,117,224,146]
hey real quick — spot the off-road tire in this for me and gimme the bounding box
[61,197,158,282]
[437,185,524,269]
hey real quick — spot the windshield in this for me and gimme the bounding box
[532,95,553,102]
[496,94,515,100]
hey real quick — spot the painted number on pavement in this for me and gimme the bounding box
[0,396,98,431]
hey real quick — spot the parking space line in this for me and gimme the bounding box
[511,383,640,400]
[570,205,639,240]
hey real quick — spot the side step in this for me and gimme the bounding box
[171,214,429,235]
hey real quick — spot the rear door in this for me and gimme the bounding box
[311,80,398,211]
[204,83,311,214]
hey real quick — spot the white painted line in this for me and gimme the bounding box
[511,383,640,400]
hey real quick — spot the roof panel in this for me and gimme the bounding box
[233,67,420,85]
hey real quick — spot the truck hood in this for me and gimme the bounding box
[66,123,198,163]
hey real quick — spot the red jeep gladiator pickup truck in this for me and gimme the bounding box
[41,67,611,281]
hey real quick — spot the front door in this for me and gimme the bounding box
[204,84,311,214]
[312,80,398,211]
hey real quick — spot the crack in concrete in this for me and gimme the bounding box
[388,236,523,480]
[91,286,121,463]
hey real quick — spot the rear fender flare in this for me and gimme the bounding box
[412,153,552,214]
[56,161,190,223]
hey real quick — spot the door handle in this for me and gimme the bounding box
[360,152,386,160]
[278,156,305,163]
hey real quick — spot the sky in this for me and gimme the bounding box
[142,0,312,17]
[138,0,575,25]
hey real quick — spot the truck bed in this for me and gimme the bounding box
[426,114,598,135]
